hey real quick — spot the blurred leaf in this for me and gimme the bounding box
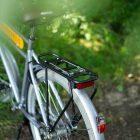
[116,84,124,93]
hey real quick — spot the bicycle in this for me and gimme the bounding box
[0,11,106,140]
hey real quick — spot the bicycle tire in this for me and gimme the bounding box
[27,69,105,140]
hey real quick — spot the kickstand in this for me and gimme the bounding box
[16,117,31,140]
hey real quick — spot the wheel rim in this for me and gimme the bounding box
[27,70,92,140]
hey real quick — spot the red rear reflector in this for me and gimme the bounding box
[75,81,94,89]
[97,121,107,133]
[97,115,107,133]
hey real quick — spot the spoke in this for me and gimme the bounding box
[39,82,66,128]
[39,82,59,118]
[48,81,71,123]
[39,83,46,102]
[50,93,60,115]
[49,87,65,126]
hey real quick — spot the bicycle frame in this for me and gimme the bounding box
[0,23,49,128]
[0,23,74,129]
[0,23,105,139]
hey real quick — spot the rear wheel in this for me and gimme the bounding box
[27,69,105,140]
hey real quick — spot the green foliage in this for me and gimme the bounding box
[1,0,140,91]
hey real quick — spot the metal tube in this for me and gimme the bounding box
[20,55,29,104]
[0,46,20,103]
[28,48,48,126]
[48,81,71,123]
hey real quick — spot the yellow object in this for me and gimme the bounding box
[0,23,24,49]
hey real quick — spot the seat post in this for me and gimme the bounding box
[29,24,35,40]
[28,24,35,50]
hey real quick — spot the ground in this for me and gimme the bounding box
[0,79,139,140]
[98,79,140,140]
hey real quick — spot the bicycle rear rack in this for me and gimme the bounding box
[37,53,99,132]
[38,53,98,89]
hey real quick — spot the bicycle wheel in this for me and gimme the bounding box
[27,69,105,140]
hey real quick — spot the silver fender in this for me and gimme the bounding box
[0,45,20,102]
[73,89,105,140]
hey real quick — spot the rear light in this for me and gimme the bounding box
[75,81,94,89]
[97,115,107,133]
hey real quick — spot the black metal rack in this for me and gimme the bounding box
[36,53,99,132]
[38,53,98,89]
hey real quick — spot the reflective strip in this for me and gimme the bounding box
[0,23,24,49]
[75,81,94,89]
